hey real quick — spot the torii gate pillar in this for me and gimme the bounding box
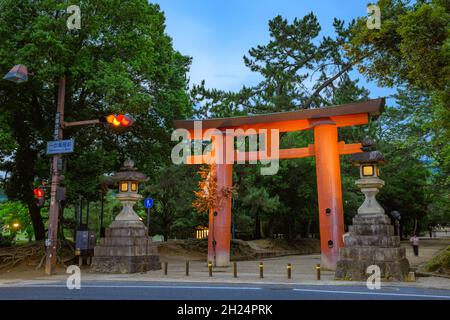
[208,163,233,267]
[313,121,345,269]
[174,98,385,270]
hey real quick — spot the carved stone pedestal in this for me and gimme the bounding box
[335,138,409,281]
[91,220,160,273]
[335,213,409,281]
[91,160,160,273]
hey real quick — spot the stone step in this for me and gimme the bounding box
[344,235,400,247]
[349,224,394,236]
[91,255,161,273]
[352,214,391,225]
[335,258,410,281]
[339,247,406,261]
[94,244,158,257]
[100,237,151,246]
[105,227,147,238]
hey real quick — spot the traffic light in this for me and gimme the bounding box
[100,114,134,128]
[33,188,45,207]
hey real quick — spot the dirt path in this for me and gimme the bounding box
[0,238,447,282]
[402,239,450,270]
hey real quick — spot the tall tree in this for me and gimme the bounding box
[0,0,191,239]
[190,13,372,239]
[191,13,368,116]
[347,0,450,231]
[144,165,201,241]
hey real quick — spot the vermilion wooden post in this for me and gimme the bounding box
[313,121,345,270]
[208,134,233,267]
[208,163,232,267]
[179,100,383,271]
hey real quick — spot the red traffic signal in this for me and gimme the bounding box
[100,114,134,128]
[33,188,45,207]
[33,188,44,198]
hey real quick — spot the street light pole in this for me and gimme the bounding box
[45,76,66,275]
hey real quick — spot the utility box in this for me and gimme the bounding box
[75,230,96,265]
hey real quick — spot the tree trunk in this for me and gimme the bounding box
[399,223,403,240]
[413,217,418,235]
[58,203,66,241]
[267,217,274,238]
[254,211,261,239]
[307,217,312,238]
[28,203,45,240]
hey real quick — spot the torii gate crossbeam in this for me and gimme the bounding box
[174,98,384,269]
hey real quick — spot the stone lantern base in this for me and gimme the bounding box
[91,220,160,273]
[335,213,409,281]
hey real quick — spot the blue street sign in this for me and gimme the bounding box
[144,198,154,209]
[46,139,75,155]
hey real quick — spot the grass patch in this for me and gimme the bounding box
[425,246,450,274]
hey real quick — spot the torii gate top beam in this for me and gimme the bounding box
[174,98,384,133]
[172,98,385,269]
[173,98,385,164]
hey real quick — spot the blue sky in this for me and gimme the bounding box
[153,0,395,101]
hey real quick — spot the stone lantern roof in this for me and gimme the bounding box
[348,137,385,165]
[112,159,149,182]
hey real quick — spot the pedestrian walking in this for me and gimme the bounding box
[410,234,419,256]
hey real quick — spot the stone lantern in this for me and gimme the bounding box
[349,137,385,215]
[335,138,409,281]
[111,159,148,224]
[91,160,160,273]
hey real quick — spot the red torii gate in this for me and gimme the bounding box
[174,98,384,269]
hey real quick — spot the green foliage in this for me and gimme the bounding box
[425,246,450,273]
[348,0,450,233]
[348,0,450,91]
[0,2,446,243]
[142,165,202,240]
[190,13,373,239]
[375,88,450,232]
[0,200,34,240]
[0,0,191,239]
[192,13,367,116]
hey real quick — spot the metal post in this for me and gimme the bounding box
[287,263,292,279]
[79,196,83,226]
[146,207,150,236]
[164,262,168,275]
[208,261,213,277]
[233,261,237,278]
[86,201,90,227]
[45,76,65,275]
[185,261,189,276]
[316,264,321,280]
[259,262,264,278]
[100,191,105,238]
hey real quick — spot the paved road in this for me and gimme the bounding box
[1,281,449,300]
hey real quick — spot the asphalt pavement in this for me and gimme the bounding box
[1,280,450,300]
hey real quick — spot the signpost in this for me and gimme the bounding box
[46,139,75,155]
[45,76,66,275]
[144,197,154,236]
[144,197,154,258]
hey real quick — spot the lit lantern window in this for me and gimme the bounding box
[131,182,138,192]
[195,226,209,239]
[362,165,374,177]
[120,182,128,192]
